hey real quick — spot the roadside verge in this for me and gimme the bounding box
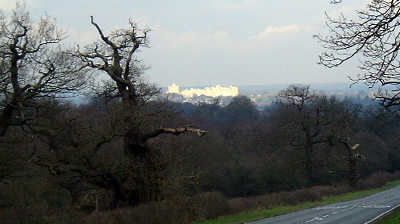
[194,180,400,224]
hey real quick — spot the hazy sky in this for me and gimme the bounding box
[1,0,368,87]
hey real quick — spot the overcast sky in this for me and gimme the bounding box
[1,0,368,87]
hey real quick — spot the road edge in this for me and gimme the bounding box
[363,199,400,224]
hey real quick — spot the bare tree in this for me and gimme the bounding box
[275,85,362,186]
[316,0,400,109]
[0,4,86,136]
[77,16,153,106]
[277,85,316,111]
[70,17,207,207]
[276,85,325,185]
[78,17,205,152]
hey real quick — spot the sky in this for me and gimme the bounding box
[0,0,369,87]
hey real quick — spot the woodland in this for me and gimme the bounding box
[2,1,400,224]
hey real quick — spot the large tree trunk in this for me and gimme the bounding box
[0,104,15,136]
[347,149,358,187]
[119,126,205,205]
[304,147,314,186]
[304,125,315,186]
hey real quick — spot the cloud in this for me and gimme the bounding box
[149,25,240,54]
[0,0,35,12]
[251,24,302,40]
[205,0,256,12]
[147,23,316,58]
[0,0,17,11]
[61,28,99,47]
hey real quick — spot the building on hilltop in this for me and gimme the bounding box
[167,83,180,94]
[167,83,239,98]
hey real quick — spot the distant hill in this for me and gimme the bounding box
[237,82,378,95]
[71,83,379,106]
[161,82,378,95]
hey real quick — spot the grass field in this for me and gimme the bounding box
[376,206,400,224]
[194,180,400,224]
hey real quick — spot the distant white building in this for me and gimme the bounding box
[167,83,239,98]
[168,83,180,94]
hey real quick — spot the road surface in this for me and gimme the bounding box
[249,186,400,224]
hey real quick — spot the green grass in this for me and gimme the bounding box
[194,180,400,224]
[376,206,400,224]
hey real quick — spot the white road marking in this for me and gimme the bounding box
[316,206,347,210]
[363,203,400,224]
[317,204,391,211]
[362,205,391,209]
[332,211,338,214]
[349,205,357,210]
[305,217,323,223]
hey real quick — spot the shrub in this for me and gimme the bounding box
[192,192,232,220]
[43,171,400,224]
[356,171,400,190]
[85,192,232,224]
[229,197,259,213]
[86,198,195,224]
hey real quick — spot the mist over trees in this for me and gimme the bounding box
[1,2,400,224]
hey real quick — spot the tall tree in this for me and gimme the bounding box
[69,17,206,208]
[0,3,86,136]
[275,85,323,185]
[275,85,361,186]
[78,17,205,155]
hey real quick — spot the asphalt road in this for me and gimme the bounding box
[248,186,400,224]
